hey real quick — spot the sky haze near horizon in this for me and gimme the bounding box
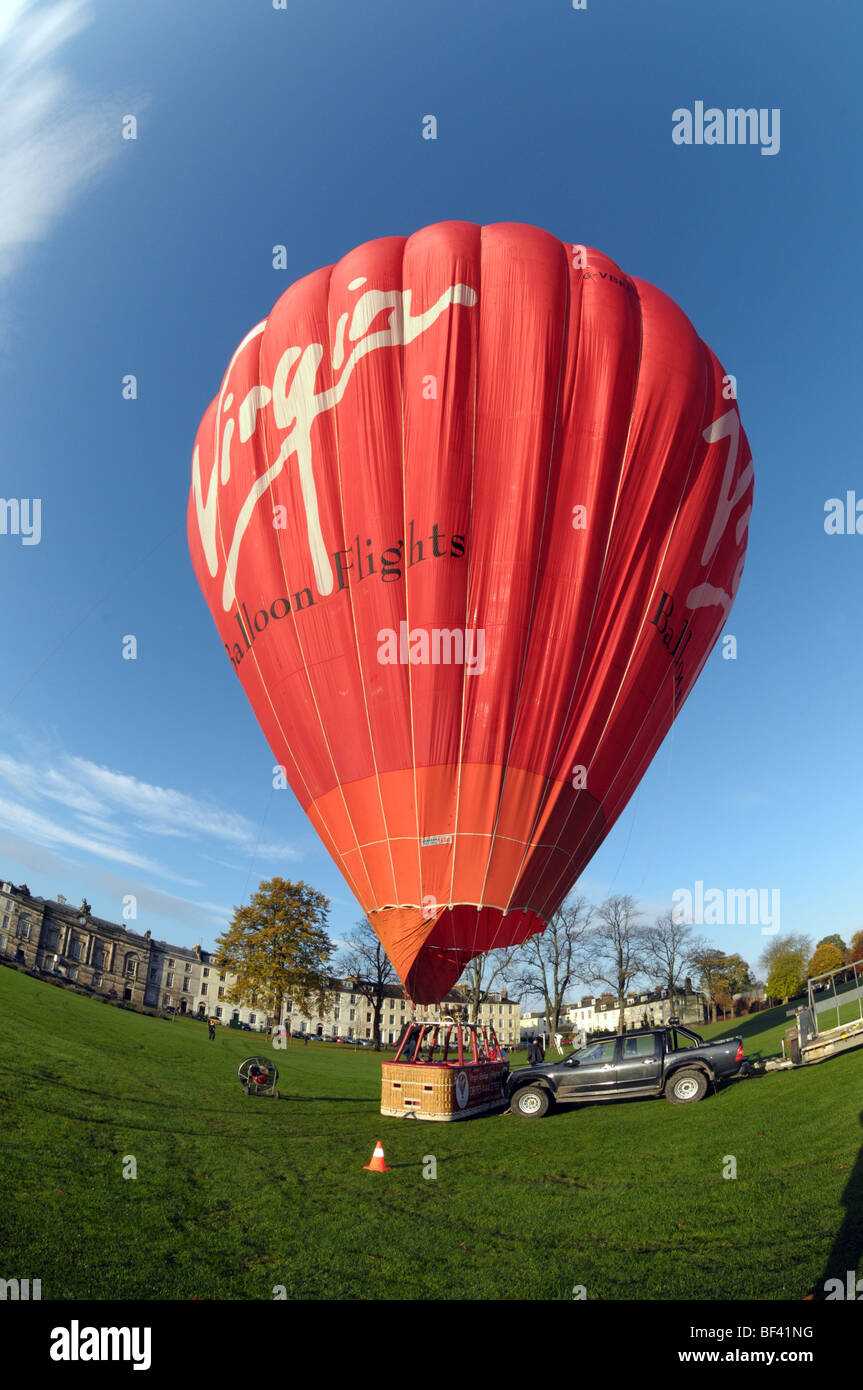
[1,0,861,992]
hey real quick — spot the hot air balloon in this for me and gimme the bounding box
[188,221,753,1005]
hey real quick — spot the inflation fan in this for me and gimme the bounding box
[238,1055,280,1098]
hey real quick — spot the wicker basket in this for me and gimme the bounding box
[381,1059,508,1120]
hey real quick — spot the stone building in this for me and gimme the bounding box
[0,881,153,1004]
[0,880,522,1039]
[520,985,708,1041]
[285,979,521,1044]
[0,881,265,1028]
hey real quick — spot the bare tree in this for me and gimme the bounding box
[339,919,396,1050]
[512,895,593,1052]
[642,911,697,1016]
[585,895,648,1033]
[460,948,520,1024]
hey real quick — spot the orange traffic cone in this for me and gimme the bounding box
[363,1141,391,1172]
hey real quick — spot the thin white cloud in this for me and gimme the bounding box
[0,0,123,280]
[66,756,302,860]
[0,792,167,874]
[0,748,303,874]
[0,835,233,938]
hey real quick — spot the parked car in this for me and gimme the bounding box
[506,1023,748,1118]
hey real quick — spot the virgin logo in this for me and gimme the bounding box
[686,408,753,618]
[192,275,478,610]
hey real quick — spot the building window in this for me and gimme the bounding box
[365,1028,371,1038]
[349,1009,355,1021]
[215,1006,223,1018]
[166,973,174,988]
[334,1008,340,1019]
[219,973,226,982]
[218,987,224,998]
[92,972,102,987]
[249,1014,256,1024]
[18,919,31,940]
[182,979,190,992]
[68,966,78,981]
[185,963,192,972]
[70,937,83,961]
[44,926,59,951]
[203,968,209,978]
[201,983,208,996]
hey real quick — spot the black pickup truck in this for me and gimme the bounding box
[507,1024,747,1118]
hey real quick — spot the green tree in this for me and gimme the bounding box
[689,946,753,1023]
[760,933,812,983]
[766,951,806,1004]
[815,933,846,959]
[214,877,334,1025]
[759,934,810,1004]
[808,942,845,978]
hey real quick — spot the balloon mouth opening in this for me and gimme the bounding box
[387,904,547,1005]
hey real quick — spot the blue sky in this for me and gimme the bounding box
[1,0,860,986]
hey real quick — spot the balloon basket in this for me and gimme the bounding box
[380,1019,509,1121]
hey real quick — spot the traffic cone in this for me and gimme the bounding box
[363,1141,391,1172]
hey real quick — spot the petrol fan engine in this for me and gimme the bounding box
[238,1056,280,1098]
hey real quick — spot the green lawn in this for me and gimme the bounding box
[2,966,862,1301]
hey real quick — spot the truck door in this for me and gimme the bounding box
[556,1038,618,1098]
[615,1032,662,1091]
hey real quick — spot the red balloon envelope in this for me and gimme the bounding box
[188,222,753,1003]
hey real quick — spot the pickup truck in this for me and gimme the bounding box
[507,1024,747,1118]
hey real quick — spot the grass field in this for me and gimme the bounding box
[2,965,862,1301]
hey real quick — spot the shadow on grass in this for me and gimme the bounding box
[384,1156,463,1170]
[22,1075,367,1108]
[808,1106,863,1299]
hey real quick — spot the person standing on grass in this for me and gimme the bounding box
[208,1017,216,1040]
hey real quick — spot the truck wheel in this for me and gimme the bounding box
[666,1070,708,1105]
[511,1086,551,1119]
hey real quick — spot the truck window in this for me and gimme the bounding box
[671,1030,697,1050]
[621,1034,658,1059]
[570,1039,616,1065]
